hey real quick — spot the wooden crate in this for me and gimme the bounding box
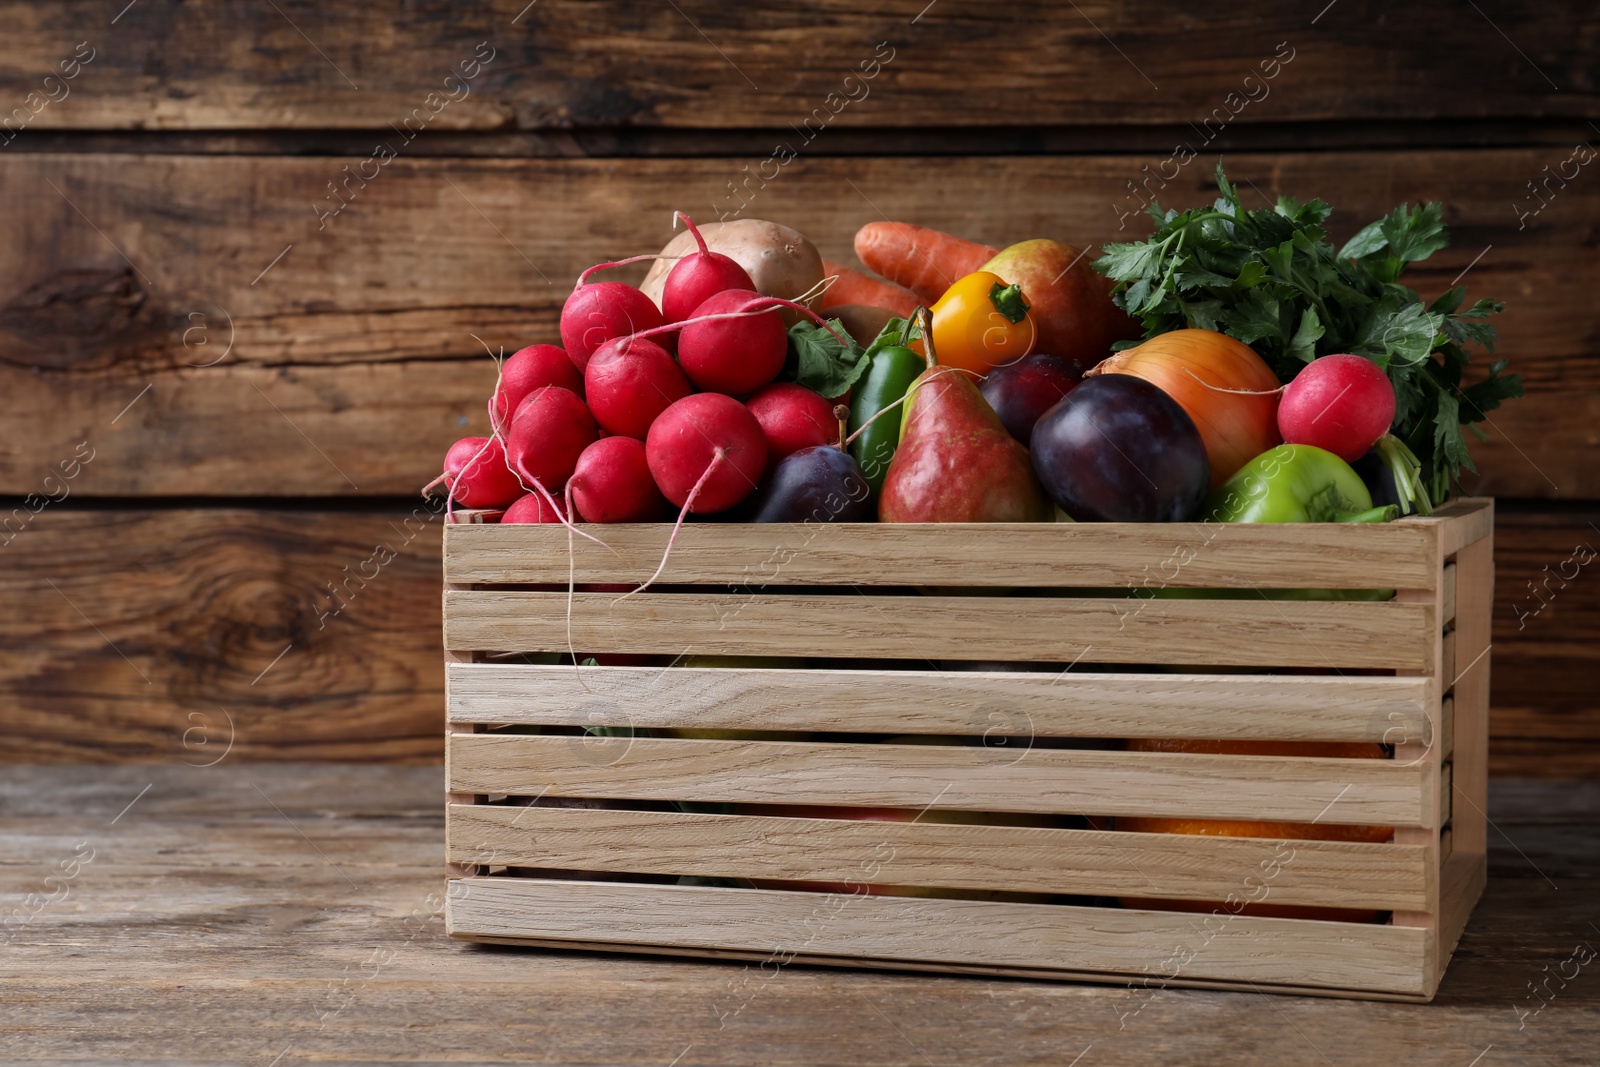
[442,499,1494,1001]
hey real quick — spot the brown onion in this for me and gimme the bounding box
[1087,328,1282,490]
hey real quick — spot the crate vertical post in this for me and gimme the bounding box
[1436,507,1494,982]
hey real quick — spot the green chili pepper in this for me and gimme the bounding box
[849,316,925,495]
[1156,444,1399,603]
[1208,444,1399,525]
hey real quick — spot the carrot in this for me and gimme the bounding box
[853,223,1001,304]
[819,260,919,317]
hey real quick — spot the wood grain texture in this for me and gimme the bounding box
[447,662,1435,742]
[446,734,1435,826]
[1490,509,1600,753]
[0,506,446,762]
[443,589,1435,668]
[443,517,1444,588]
[0,151,1589,497]
[2,764,1596,1065]
[0,3,1592,131]
[446,803,1431,909]
[447,877,1430,997]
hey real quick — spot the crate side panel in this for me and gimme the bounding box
[446,804,1432,910]
[443,591,1434,669]
[447,735,1434,826]
[445,877,1431,996]
[443,522,1441,589]
[447,663,1434,742]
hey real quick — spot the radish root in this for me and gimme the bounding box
[791,274,839,307]
[508,461,613,549]
[563,477,586,684]
[612,449,726,605]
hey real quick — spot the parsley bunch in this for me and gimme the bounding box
[1093,162,1522,499]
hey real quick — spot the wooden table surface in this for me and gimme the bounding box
[3,765,1595,1067]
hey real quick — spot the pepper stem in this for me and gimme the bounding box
[988,281,1030,324]
[1336,505,1401,524]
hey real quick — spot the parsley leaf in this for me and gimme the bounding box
[1286,308,1324,365]
[1381,202,1449,264]
[784,318,871,398]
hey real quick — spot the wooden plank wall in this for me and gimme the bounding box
[0,2,1596,773]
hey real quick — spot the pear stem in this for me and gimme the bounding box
[833,404,850,450]
[915,306,938,368]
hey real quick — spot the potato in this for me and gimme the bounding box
[641,218,824,326]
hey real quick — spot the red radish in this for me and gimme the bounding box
[492,344,583,429]
[425,436,522,508]
[583,335,692,440]
[560,259,666,372]
[746,382,837,470]
[1278,354,1396,461]
[502,492,567,524]
[504,385,597,491]
[661,212,755,323]
[570,437,669,522]
[646,394,767,514]
[676,289,787,395]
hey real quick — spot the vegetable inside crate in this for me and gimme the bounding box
[442,505,1492,1001]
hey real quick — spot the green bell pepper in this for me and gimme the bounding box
[1158,444,1398,603]
[848,316,925,495]
[1208,444,1399,525]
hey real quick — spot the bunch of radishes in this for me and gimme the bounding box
[428,215,845,527]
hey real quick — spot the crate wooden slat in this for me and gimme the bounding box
[443,521,1441,588]
[447,664,1434,742]
[444,590,1434,669]
[446,804,1432,910]
[442,499,1495,1001]
[447,734,1436,826]
[446,878,1434,997]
